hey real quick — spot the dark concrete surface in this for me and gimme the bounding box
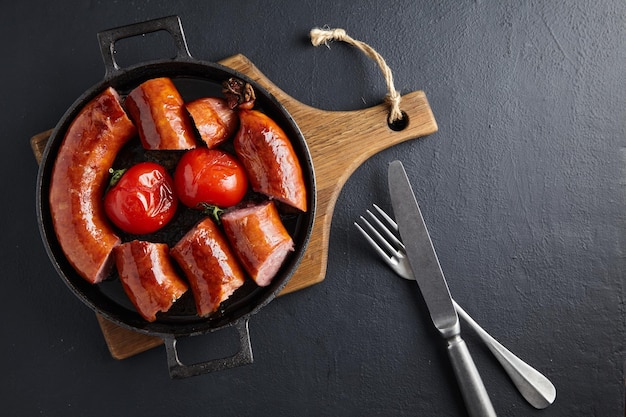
[2,1,624,416]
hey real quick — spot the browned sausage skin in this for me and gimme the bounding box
[49,87,136,284]
[222,201,294,287]
[113,241,188,322]
[170,218,246,317]
[125,77,197,150]
[185,97,238,148]
[234,109,307,212]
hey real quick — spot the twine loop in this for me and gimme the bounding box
[310,27,404,124]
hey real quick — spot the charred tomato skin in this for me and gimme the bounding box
[104,162,178,235]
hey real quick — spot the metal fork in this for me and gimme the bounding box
[354,204,556,409]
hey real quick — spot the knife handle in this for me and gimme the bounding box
[447,335,497,417]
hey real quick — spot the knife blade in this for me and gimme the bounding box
[388,160,497,417]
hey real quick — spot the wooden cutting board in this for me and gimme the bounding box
[31,53,438,359]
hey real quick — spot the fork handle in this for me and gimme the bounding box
[453,301,556,409]
[447,335,498,417]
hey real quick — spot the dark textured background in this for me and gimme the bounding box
[2,1,624,416]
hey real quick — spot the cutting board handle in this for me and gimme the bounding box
[219,54,439,293]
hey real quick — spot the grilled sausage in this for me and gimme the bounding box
[125,77,197,150]
[113,241,188,322]
[170,218,246,316]
[233,109,307,212]
[185,97,238,148]
[221,201,294,287]
[49,87,136,284]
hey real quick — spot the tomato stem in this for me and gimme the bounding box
[108,168,127,188]
[199,203,225,224]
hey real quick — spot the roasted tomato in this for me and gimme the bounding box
[104,162,178,235]
[174,148,248,209]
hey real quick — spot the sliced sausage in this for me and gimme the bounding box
[49,87,136,284]
[234,109,307,212]
[125,77,197,150]
[170,218,246,317]
[113,241,188,322]
[185,97,238,148]
[222,201,294,287]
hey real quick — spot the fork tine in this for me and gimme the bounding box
[366,207,404,251]
[360,213,396,255]
[372,204,399,231]
[355,204,414,280]
[354,219,394,263]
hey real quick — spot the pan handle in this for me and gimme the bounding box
[97,15,193,80]
[163,319,254,379]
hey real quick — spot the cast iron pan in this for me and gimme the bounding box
[35,16,316,378]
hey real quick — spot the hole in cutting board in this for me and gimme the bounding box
[388,111,409,132]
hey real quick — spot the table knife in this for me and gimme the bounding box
[388,160,497,417]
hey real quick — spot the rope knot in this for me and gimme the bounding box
[309,28,348,47]
[385,91,403,123]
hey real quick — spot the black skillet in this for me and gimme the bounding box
[35,16,316,378]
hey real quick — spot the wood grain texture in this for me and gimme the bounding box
[96,314,163,359]
[31,54,437,359]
